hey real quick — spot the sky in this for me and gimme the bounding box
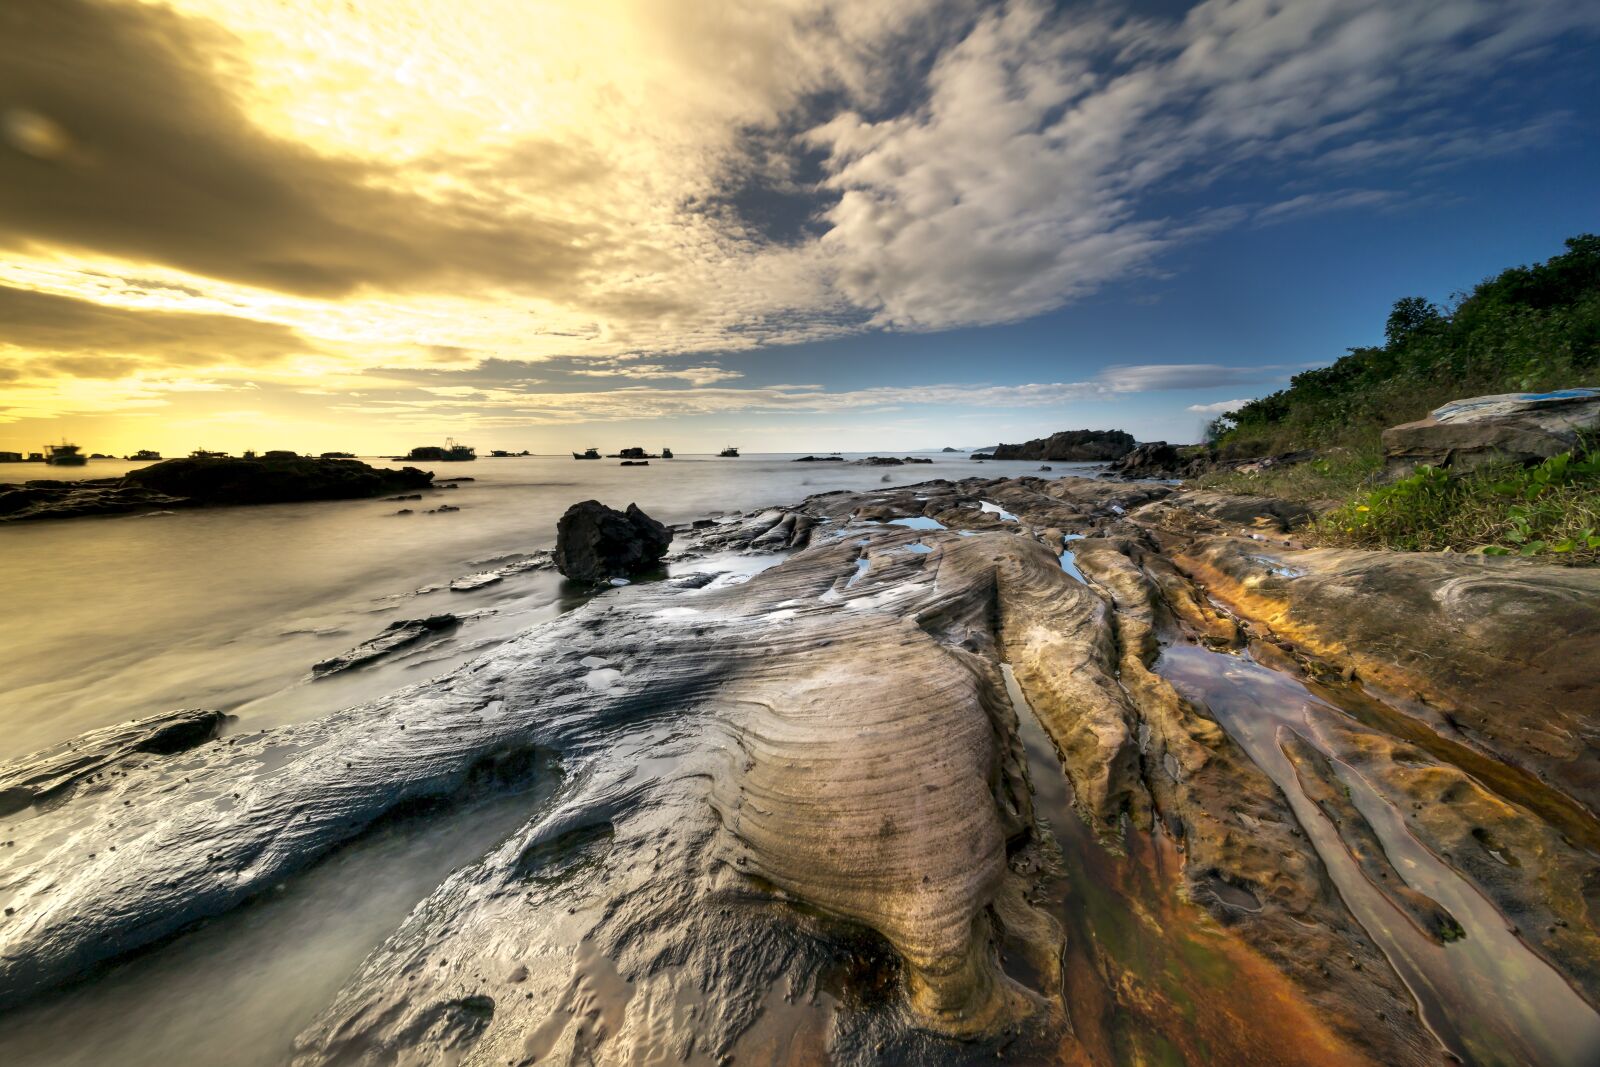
[1,0,1597,456]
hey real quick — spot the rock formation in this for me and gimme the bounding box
[311,615,462,676]
[552,501,672,582]
[972,428,1135,462]
[1383,387,1600,476]
[3,476,1598,1067]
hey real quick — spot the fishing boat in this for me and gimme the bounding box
[406,438,476,461]
[189,448,228,458]
[44,443,88,466]
[718,446,740,457]
[606,446,658,459]
[572,447,601,460]
[127,450,163,461]
[662,446,674,459]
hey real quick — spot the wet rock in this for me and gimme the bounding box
[312,616,461,676]
[0,709,225,816]
[553,500,672,582]
[448,572,503,592]
[1383,388,1600,476]
[1179,537,1600,818]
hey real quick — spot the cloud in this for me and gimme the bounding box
[0,285,313,366]
[566,363,746,386]
[0,0,612,300]
[1186,398,1255,415]
[1,0,1596,441]
[802,0,1600,329]
[1094,364,1281,392]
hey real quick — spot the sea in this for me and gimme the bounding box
[0,452,1093,761]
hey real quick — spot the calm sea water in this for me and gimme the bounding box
[0,453,1091,761]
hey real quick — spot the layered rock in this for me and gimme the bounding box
[1383,388,1600,475]
[4,475,1598,1067]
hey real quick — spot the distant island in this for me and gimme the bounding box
[0,454,435,522]
[971,429,1136,462]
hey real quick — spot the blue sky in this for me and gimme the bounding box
[2,0,1597,453]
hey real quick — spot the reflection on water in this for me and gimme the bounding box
[0,454,1092,760]
[1157,643,1600,1067]
[1058,533,1086,582]
[1000,665,1364,1067]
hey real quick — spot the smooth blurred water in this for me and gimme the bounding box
[0,452,1092,759]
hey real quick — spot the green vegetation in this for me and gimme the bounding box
[1210,234,1600,455]
[1318,452,1600,563]
[1192,446,1382,503]
[1198,235,1600,563]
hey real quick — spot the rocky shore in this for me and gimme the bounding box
[1,475,1596,1065]
[0,456,436,521]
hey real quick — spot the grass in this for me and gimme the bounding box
[1191,446,1383,504]
[1313,451,1600,565]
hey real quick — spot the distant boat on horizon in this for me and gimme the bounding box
[190,448,229,459]
[662,446,674,459]
[572,446,601,460]
[719,446,740,457]
[127,449,163,461]
[44,442,87,466]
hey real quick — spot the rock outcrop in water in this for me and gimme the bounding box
[2,476,1598,1067]
[972,428,1135,462]
[553,500,672,582]
[311,615,462,676]
[0,457,436,522]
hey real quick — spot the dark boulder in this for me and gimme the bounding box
[554,500,673,582]
[1107,441,1182,478]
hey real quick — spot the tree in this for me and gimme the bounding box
[1384,296,1442,348]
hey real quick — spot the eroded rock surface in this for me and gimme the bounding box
[3,475,1598,1067]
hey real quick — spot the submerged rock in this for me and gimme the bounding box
[553,500,672,582]
[311,615,461,676]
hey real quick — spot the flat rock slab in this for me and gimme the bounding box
[1383,387,1600,474]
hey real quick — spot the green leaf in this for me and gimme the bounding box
[1481,546,1512,556]
[1519,540,1547,556]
